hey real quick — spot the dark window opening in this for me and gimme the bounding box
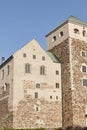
[74,28,79,34]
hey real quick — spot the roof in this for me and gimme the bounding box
[0,55,13,69]
[67,16,87,26]
[47,51,60,63]
[46,16,87,37]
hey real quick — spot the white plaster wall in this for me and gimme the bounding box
[13,39,61,108]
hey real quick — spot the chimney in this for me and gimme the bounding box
[1,57,5,63]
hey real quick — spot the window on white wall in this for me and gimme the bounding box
[83,30,86,37]
[23,53,26,58]
[56,83,59,88]
[52,36,56,42]
[25,63,30,73]
[56,70,59,75]
[40,66,45,75]
[36,83,40,88]
[33,55,36,59]
[74,28,79,34]
[42,56,45,61]
[59,31,63,37]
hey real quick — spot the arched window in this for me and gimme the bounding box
[40,66,45,75]
[74,28,79,34]
[52,36,56,42]
[59,31,63,37]
[25,63,30,73]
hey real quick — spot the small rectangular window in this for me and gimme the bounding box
[56,83,59,88]
[35,92,38,98]
[36,106,39,111]
[36,83,40,88]
[82,51,86,57]
[83,79,87,86]
[56,96,58,100]
[50,96,52,99]
[42,56,45,61]
[56,70,59,75]
[33,55,36,59]
[82,66,86,72]
[23,53,26,57]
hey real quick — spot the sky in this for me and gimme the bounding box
[0,0,87,62]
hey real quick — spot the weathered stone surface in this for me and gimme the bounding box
[50,39,73,127]
[13,80,62,129]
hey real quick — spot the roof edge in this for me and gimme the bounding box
[0,55,13,69]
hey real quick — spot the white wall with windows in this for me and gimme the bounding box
[13,39,61,107]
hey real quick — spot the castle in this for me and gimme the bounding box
[0,16,87,129]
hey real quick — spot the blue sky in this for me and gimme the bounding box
[0,0,87,62]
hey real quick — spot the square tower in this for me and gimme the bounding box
[46,16,87,127]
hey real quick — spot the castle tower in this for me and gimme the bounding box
[46,16,87,127]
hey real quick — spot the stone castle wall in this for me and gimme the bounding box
[0,88,13,129]
[71,39,87,126]
[50,38,87,127]
[50,39,73,127]
[13,80,62,129]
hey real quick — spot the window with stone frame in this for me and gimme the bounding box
[81,51,86,57]
[36,106,39,111]
[74,28,79,34]
[52,36,56,42]
[25,63,31,73]
[33,55,36,59]
[82,65,86,73]
[50,96,52,99]
[59,31,64,37]
[56,83,59,88]
[83,79,87,86]
[40,66,45,75]
[56,70,59,75]
[42,56,45,61]
[35,92,38,98]
[36,83,40,88]
[83,30,87,37]
[23,53,27,58]
[56,96,58,100]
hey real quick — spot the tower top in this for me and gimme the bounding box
[46,16,87,50]
[46,16,87,37]
[67,16,87,26]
